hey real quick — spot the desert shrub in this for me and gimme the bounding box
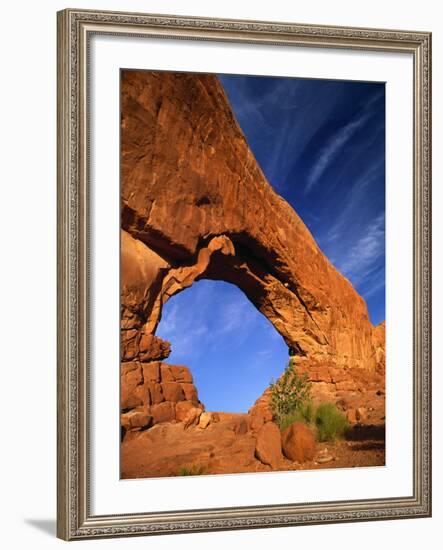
[315,402,349,442]
[278,400,315,432]
[270,359,312,429]
[177,464,206,476]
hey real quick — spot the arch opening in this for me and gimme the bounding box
[155,279,289,413]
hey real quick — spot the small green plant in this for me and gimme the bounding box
[270,359,312,429]
[177,464,206,476]
[278,400,315,431]
[315,402,349,442]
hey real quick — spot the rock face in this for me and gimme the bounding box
[120,69,385,437]
[121,360,203,432]
[372,321,386,371]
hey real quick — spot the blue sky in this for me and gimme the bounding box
[156,280,288,413]
[156,74,385,413]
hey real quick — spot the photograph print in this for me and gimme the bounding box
[120,69,386,479]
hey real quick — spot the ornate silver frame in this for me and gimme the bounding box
[57,8,432,540]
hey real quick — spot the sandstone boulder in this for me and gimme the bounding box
[249,393,274,431]
[254,422,283,468]
[199,412,212,429]
[121,410,153,431]
[281,422,316,463]
[183,407,203,429]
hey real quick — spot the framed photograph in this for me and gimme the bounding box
[57,8,432,540]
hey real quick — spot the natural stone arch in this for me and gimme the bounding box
[122,229,326,363]
[120,69,382,376]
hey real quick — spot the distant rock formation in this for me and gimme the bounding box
[120,70,385,427]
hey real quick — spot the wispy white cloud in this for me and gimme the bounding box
[210,293,263,351]
[158,300,208,360]
[360,272,385,300]
[336,213,385,284]
[305,89,384,196]
[320,159,384,247]
[156,281,271,361]
[305,111,371,195]
[220,76,327,192]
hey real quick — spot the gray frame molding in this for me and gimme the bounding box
[57,8,432,541]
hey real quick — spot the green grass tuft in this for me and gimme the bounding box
[315,402,349,442]
[278,401,315,431]
[177,464,206,476]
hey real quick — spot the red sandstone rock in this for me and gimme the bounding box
[160,364,175,382]
[151,402,176,424]
[169,365,193,383]
[121,330,140,361]
[139,333,171,361]
[372,321,386,371]
[121,421,264,478]
[162,382,184,402]
[281,422,316,463]
[121,362,143,410]
[356,407,367,422]
[183,407,202,429]
[249,413,265,432]
[347,408,358,423]
[222,414,250,435]
[232,417,249,435]
[142,362,161,382]
[175,401,197,422]
[120,229,169,333]
[255,422,283,468]
[310,366,332,383]
[329,368,349,384]
[249,392,274,428]
[335,380,357,392]
[181,383,198,403]
[198,412,212,429]
[121,410,153,431]
[119,71,386,477]
[121,360,198,429]
[120,70,383,374]
[147,382,164,405]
